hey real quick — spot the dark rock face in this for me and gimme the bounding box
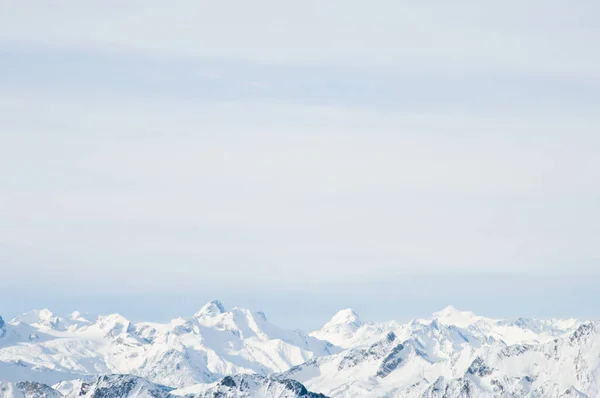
[81,376,136,398]
[219,376,237,388]
[79,375,174,398]
[467,357,493,377]
[425,377,477,398]
[16,381,62,398]
[339,332,397,371]
[499,344,530,359]
[280,379,315,397]
[197,374,329,398]
[282,357,319,377]
[376,343,405,378]
[0,315,5,329]
[570,323,595,345]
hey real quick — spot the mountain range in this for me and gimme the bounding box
[0,302,597,397]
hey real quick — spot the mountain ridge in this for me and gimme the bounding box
[1,302,596,397]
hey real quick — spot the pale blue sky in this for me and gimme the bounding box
[1,1,599,329]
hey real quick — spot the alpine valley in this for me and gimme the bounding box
[0,301,598,397]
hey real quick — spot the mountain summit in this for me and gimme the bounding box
[194,300,227,318]
[310,309,366,347]
[329,309,363,327]
[432,305,483,328]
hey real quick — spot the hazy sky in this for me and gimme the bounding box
[1,1,599,329]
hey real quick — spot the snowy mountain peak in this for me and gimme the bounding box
[67,311,93,323]
[69,311,83,320]
[329,309,362,327]
[9,309,92,332]
[309,309,365,347]
[435,305,461,315]
[37,309,54,321]
[432,305,481,328]
[90,313,134,338]
[194,300,227,318]
[10,309,59,329]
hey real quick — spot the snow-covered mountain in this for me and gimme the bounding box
[10,310,91,333]
[285,306,588,397]
[0,301,335,388]
[1,302,597,397]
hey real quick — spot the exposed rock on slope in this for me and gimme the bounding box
[173,374,327,398]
